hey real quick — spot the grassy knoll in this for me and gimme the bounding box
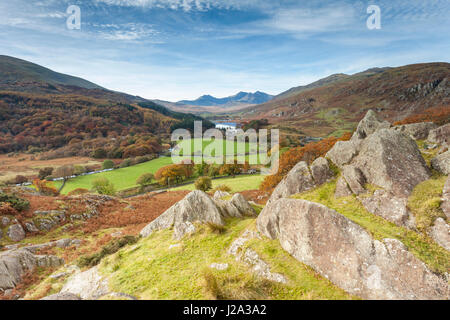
[169,174,265,193]
[292,180,450,275]
[97,218,354,300]
[57,157,173,194]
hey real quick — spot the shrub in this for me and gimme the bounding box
[212,184,231,193]
[134,156,151,164]
[195,176,212,192]
[33,179,59,196]
[77,236,138,267]
[0,192,30,212]
[119,158,132,168]
[0,202,19,216]
[102,159,115,170]
[73,165,86,175]
[136,173,154,188]
[92,148,107,159]
[208,165,220,177]
[91,177,116,195]
[14,175,28,184]
[38,167,54,180]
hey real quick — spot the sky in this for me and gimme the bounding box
[0,0,449,101]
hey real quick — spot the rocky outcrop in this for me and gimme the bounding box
[267,159,334,205]
[325,139,361,168]
[428,123,450,147]
[341,165,366,195]
[228,229,287,284]
[60,266,109,300]
[310,157,334,185]
[6,224,25,242]
[359,190,416,229]
[257,198,449,300]
[351,110,391,141]
[213,190,230,200]
[394,122,437,140]
[40,292,81,300]
[442,177,450,220]
[334,177,353,198]
[267,161,315,204]
[215,193,256,219]
[140,191,256,239]
[0,249,64,291]
[23,238,81,253]
[431,151,450,175]
[352,129,430,197]
[428,218,450,251]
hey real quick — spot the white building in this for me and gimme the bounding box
[215,123,238,133]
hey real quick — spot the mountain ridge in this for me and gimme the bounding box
[177,90,274,107]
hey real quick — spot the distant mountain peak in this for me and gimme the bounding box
[177,91,274,107]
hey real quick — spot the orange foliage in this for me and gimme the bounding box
[0,202,19,216]
[32,179,59,196]
[393,106,450,126]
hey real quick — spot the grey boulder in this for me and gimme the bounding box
[431,151,450,175]
[40,292,81,300]
[7,224,26,242]
[352,129,430,197]
[428,218,450,251]
[267,161,315,204]
[351,109,390,141]
[140,191,255,239]
[442,177,450,220]
[256,198,448,300]
[310,157,334,185]
[394,122,437,140]
[358,190,416,229]
[0,249,64,291]
[428,123,450,147]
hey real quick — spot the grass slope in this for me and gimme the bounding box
[98,218,353,300]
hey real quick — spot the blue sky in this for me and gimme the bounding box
[0,0,449,101]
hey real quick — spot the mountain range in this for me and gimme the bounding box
[177,91,274,107]
[237,63,449,138]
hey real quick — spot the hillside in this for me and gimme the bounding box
[0,56,211,159]
[238,63,449,138]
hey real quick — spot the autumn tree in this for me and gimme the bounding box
[38,167,54,180]
[136,173,154,189]
[219,161,242,178]
[55,165,75,181]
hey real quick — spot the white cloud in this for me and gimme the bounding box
[94,0,265,12]
[267,5,357,34]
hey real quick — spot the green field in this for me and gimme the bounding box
[174,138,271,165]
[176,138,255,155]
[169,174,265,193]
[57,157,173,194]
